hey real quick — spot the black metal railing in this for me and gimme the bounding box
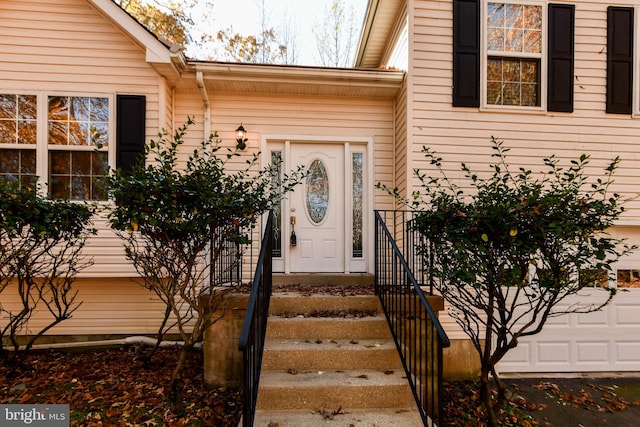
[238,211,274,427]
[209,225,243,287]
[375,210,450,426]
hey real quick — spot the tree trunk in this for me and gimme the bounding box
[492,365,507,406]
[169,343,191,415]
[480,366,499,427]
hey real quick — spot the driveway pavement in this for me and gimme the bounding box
[506,376,640,426]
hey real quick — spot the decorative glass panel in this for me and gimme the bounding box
[305,159,329,224]
[352,153,363,258]
[271,151,282,257]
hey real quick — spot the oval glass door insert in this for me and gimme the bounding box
[305,159,329,223]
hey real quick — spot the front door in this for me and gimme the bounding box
[289,143,344,272]
[269,140,368,273]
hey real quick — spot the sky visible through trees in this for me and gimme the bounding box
[133,0,368,66]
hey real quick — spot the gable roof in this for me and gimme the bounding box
[355,0,405,68]
[87,0,185,82]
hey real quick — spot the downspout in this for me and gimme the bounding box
[196,71,211,141]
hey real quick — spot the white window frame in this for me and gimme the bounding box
[0,90,115,200]
[481,0,547,111]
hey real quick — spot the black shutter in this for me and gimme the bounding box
[116,94,146,172]
[547,4,575,112]
[453,0,480,107]
[606,7,634,114]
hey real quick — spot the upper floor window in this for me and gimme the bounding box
[453,0,574,112]
[0,93,111,200]
[486,2,543,107]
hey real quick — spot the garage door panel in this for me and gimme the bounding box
[576,342,609,362]
[617,342,640,361]
[616,305,640,324]
[538,342,570,363]
[498,289,640,373]
[576,310,608,325]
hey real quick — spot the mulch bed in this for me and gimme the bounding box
[0,346,241,426]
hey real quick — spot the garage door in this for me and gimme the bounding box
[498,284,640,373]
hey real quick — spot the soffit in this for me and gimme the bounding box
[355,0,405,68]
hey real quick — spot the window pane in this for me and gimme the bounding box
[92,122,109,147]
[487,3,505,28]
[18,120,37,144]
[0,120,16,143]
[50,151,70,174]
[487,58,540,106]
[69,121,89,145]
[71,97,90,121]
[49,150,108,200]
[48,96,69,120]
[0,94,17,119]
[48,121,68,145]
[0,94,37,144]
[18,95,37,120]
[617,270,640,288]
[0,148,37,189]
[48,96,109,148]
[489,3,541,54]
[90,97,109,121]
[0,149,19,173]
[524,29,541,53]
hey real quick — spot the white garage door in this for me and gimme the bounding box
[498,286,640,373]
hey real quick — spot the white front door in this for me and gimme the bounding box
[268,140,368,273]
[289,143,344,272]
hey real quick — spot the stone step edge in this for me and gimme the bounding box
[250,408,425,427]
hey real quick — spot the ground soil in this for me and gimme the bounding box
[0,346,241,426]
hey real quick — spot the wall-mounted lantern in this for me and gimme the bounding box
[235,124,247,150]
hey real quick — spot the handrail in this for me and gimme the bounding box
[375,210,450,426]
[238,211,274,427]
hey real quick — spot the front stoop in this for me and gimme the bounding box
[251,284,425,427]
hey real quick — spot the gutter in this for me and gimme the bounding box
[196,71,211,141]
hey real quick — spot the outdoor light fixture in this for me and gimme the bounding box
[235,124,247,150]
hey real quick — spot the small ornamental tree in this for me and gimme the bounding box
[0,180,95,361]
[387,138,635,426]
[107,118,304,415]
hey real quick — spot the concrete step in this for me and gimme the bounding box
[262,338,403,371]
[269,293,381,315]
[266,316,391,340]
[273,273,374,287]
[251,408,424,426]
[255,369,415,411]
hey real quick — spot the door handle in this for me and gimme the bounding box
[290,216,297,246]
